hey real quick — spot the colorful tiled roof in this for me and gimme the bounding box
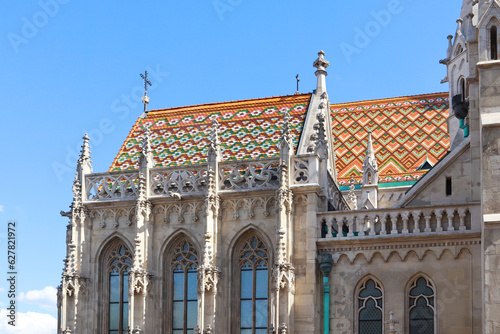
[110,94,311,171]
[110,92,450,189]
[331,92,449,187]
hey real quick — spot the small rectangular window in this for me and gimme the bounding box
[446,177,452,196]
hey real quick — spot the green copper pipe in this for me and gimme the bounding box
[323,275,330,334]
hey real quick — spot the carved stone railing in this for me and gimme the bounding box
[219,158,279,191]
[318,204,480,239]
[86,171,140,201]
[150,165,208,196]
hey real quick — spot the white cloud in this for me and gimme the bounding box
[0,205,4,212]
[0,309,56,334]
[19,286,57,311]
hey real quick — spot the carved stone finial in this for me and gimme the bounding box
[348,178,358,210]
[385,311,399,334]
[77,134,93,177]
[363,131,377,171]
[313,50,330,94]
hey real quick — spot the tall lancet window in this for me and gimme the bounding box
[107,244,133,334]
[409,276,435,334]
[171,240,198,334]
[239,235,269,334]
[357,279,383,334]
[491,26,498,60]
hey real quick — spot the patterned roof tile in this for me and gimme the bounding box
[110,92,450,188]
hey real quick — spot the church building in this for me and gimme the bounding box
[58,0,500,333]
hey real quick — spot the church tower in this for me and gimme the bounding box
[442,1,500,332]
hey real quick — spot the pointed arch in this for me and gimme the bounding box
[98,235,134,334]
[487,17,500,60]
[161,230,201,334]
[405,272,437,334]
[354,275,384,334]
[230,228,271,334]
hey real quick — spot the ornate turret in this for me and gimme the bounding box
[361,131,378,208]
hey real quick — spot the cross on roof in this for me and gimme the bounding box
[140,71,152,94]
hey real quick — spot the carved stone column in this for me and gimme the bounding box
[199,120,221,332]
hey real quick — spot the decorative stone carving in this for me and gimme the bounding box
[129,268,151,295]
[272,263,295,293]
[223,197,275,220]
[62,274,88,297]
[198,265,220,293]
[219,160,280,190]
[154,202,204,224]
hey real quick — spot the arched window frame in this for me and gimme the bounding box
[354,276,384,334]
[487,18,500,61]
[164,236,200,334]
[454,44,464,57]
[232,232,271,334]
[100,238,133,334]
[406,274,437,334]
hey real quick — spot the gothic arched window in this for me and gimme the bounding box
[171,240,199,334]
[107,244,133,334]
[238,235,269,334]
[357,278,383,334]
[409,276,435,334]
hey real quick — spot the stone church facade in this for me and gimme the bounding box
[58,0,500,333]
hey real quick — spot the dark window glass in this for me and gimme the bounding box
[239,236,269,334]
[409,277,435,334]
[171,240,198,334]
[446,177,452,196]
[358,279,383,334]
[107,245,132,334]
[491,26,498,60]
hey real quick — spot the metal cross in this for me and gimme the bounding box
[140,71,152,94]
[296,74,300,94]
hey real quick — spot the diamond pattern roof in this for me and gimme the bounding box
[110,92,450,188]
[331,92,449,187]
[110,94,311,171]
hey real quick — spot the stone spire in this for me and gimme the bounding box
[139,127,153,170]
[207,118,221,165]
[361,131,378,208]
[77,134,92,179]
[313,50,330,95]
[363,131,378,172]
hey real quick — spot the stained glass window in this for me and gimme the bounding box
[239,235,269,334]
[358,279,383,334]
[171,240,198,334]
[107,244,132,334]
[409,277,435,334]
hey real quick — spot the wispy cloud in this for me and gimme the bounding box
[0,205,4,212]
[0,309,56,334]
[19,286,57,311]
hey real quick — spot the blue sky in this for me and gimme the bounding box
[0,0,458,331]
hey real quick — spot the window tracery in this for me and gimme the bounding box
[409,276,435,334]
[107,244,133,334]
[357,278,383,334]
[238,235,269,334]
[171,240,199,334]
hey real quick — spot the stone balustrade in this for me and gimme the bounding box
[318,203,480,239]
[150,165,208,196]
[219,158,280,191]
[84,154,346,204]
[86,171,140,201]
